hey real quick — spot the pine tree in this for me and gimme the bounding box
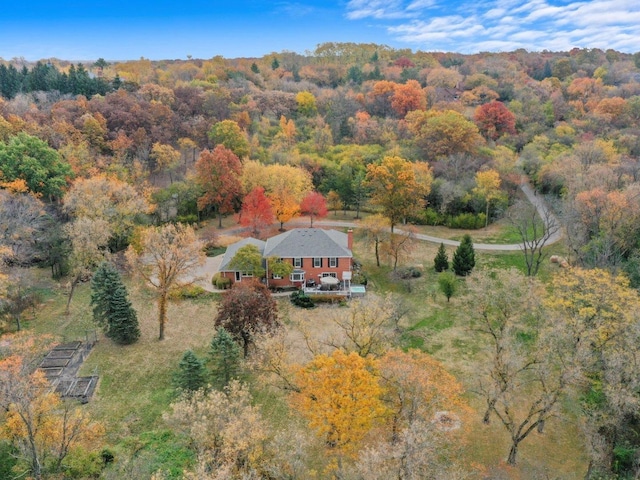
[434,242,449,272]
[173,350,207,395]
[209,328,242,390]
[91,261,140,344]
[452,234,475,276]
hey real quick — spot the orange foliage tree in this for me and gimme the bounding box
[195,145,243,228]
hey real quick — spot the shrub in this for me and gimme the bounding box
[414,207,446,226]
[290,290,315,308]
[175,214,198,224]
[307,294,345,304]
[351,271,368,285]
[169,284,209,299]
[212,273,232,290]
[393,266,423,280]
[447,212,486,229]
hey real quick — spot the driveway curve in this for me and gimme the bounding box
[288,182,562,252]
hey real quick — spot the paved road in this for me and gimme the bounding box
[288,182,562,252]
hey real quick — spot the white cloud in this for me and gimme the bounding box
[345,0,640,53]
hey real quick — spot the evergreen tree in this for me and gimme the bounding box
[438,271,457,302]
[452,234,475,276]
[434,242,449,272]
[173,350,207,395]
[209,328,242,390]
[90,261,140,344]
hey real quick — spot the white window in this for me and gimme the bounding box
[313,257,321,268]
[290,272,305,282]
[321,272,337,278]
[329,257,337,268]
[272,273,282,280]
[294,258,302,268]
[241,272,253,277]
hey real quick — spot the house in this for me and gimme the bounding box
[218,228,354,289]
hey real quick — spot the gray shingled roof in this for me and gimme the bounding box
[219,237,266,271]
[264,228,352,258]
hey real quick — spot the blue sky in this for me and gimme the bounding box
[1,0,638,61]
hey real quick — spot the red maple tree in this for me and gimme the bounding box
[474,101,517,140]
[240,186,274,235]
[300,191,328,227]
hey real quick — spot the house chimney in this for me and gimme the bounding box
[347,229,353,251]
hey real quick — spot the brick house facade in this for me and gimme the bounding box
[218,228,353,289]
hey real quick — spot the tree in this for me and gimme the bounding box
[241,161,312,229]
[466,269,570,466]
[508,198,560,276]
[63,175,150,251]
[150,142,181,183]
[300,191,328,227]
[405,109,484,161]
[452,234,475,276]
[474,101,517,140]
[239,186,273,235]
[390,79,426,117]
[290,350,386,456]
[64,217,111,314]
[326,190,342,216]
[438,271,457,302]
[0,132,73,200]
[228,244,265,278]
[195,145,243,228]
[90,261,139,344]
[0,190,49,266]
[546,268,640,474]
[296,91,317,117]
[359,213,389,267]
[173,350,207,395]
[473,169,502,228]
[366,156,432,231]
[207,120,249,159]
[0,270,40,331]
[209,328,242,390]
[215,281,279,357]
[0,335,103,479]
[384,228,417,271]
[127,223,205,340]
[434,242,449,272]
[359,349,469,479]
[164,381,268,476]
[308,294,402,357]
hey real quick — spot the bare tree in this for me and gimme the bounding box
[508,198,560,276]
[127,223,204,340]
[466,269,574,465]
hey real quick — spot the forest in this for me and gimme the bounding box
[1,43,640,479]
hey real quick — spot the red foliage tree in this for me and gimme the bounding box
[195,145,243,227]
[240,186,274,235]
[215,281,279,357]
[300,191,328,227]
[474,101,517,140]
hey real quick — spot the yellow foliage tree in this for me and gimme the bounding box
[290,350,387,456]
[473,169,502,228]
